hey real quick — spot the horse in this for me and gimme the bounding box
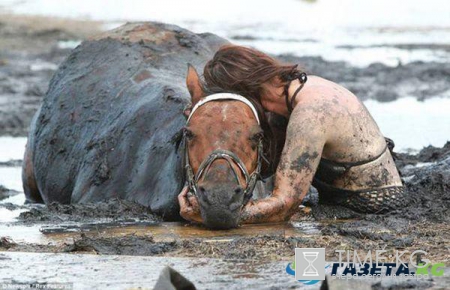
[22,22,285,228]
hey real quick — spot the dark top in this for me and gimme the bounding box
[312,138,396,194]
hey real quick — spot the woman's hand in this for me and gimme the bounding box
[178,186,203,223]
[240,195,290,224]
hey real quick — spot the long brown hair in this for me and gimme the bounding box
[202,45,299,175]
[203,45,301,100]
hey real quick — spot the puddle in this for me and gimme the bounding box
[0,224,59,245]
[0,208,27,223]
[365,97,450,151]
[0,167,23,193]
[0,252,303,290]
[0,220,323,248]
[0,137,27,162]
[0,252,448,290]
[57,40,82,49]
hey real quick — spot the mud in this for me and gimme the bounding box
[18,198,161,223]
[0,185,19,200]
[1,15,450,137]
[299,143,450,265]
[0,160,22,167]
[0,15,448,290]
[67,234,177,256]
[395,142,450,222]
[0,15,102,136]
[278,54,450,102]
[4,148,450,264]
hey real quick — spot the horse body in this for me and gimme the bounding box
[23,22,228,220]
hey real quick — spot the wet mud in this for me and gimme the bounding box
[1,16,449,137]
[0,185,19,201]
[18,198,161,223]
[0,16,448,290]
[67,234,177,256]
[0,15,101,136]
[278,54,450,102]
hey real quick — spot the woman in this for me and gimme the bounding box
[179,45,405,224]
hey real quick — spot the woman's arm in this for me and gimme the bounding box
[241,102,327,223]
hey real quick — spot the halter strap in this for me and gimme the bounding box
[187,93,260,125]
[284,72,307,114]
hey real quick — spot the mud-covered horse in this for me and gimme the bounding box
[22,22,285,225]
[22,22,229,220]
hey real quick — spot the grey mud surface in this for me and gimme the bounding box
[0,15,449,290]
[1,15,450,137]
[0,143,448,289]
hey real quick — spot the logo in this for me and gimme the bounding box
[285,248,327,285]
[295,248,326,280]
[286,248,445,285]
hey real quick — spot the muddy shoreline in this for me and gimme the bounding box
[1,142,448,262]
[0,14,102,136]
[0,14,449,290]
[1,14,450,136]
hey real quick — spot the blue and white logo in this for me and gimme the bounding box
[285,248,329,285]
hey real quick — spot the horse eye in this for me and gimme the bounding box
[184,128,195,140]
[250,132,264,143]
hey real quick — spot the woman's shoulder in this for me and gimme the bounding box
[299,76,361,111]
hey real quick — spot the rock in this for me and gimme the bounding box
[0,185,19,200]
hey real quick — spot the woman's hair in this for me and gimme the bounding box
[202,45,299,176]
[203,45,301,100]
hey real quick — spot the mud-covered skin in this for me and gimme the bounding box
[22,22,229,220]
[242,76,403,223]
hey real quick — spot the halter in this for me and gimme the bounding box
[284,72,307,114]
[184,93,264,206]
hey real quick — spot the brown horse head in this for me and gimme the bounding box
[184,64,266,229]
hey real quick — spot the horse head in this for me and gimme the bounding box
[183,65,271,229]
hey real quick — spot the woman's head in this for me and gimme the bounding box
[203,45,300,108]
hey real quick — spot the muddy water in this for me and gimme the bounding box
[3,0,450,67]
[0,252,303,290]
[0,5,449,288]
[1,252,448,290]
[0,215,323,248]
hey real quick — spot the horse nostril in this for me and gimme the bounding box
[229,186,245,209]
[199,186,206,194]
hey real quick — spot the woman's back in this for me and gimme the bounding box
[296,76,402,192]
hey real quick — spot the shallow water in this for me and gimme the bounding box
[0,2,449,288]
[1,0,450,66]
[0,167,23,193]
[0,136,448,288]
[0,252,304,290]
[0,252,448,290]
[365,97,450,151]
[0,137,26,162]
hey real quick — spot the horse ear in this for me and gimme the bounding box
[183,107,192,118]
[186,63,205,106]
